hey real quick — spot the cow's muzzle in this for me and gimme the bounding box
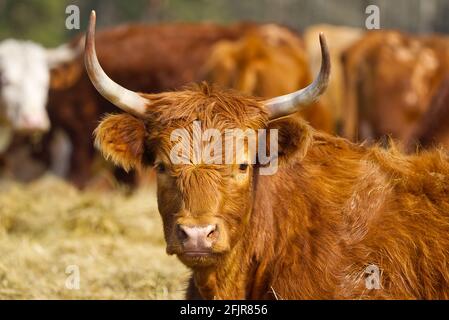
[176,224,219,256]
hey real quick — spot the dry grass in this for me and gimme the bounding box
[0,175,189,299]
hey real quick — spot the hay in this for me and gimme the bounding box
[0,175,189,299]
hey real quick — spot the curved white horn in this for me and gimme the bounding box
[84,10,148,117]
[264,33,330,120]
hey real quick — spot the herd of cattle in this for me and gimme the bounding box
[1,11,449,300]
[1,20,449,187]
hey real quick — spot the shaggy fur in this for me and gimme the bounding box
[95,83,449,299]
[94,113,147,171]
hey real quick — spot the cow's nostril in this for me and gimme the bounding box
[177,225,188,241]
[207,225,219,241]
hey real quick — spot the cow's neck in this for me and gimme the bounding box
[246,149,359,299]
[192,159,348,299]
[192,239,252,299]
[193,136,380,299]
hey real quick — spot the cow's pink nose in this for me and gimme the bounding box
[177,224,218,252]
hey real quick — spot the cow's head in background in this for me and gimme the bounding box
[86,11,329,269]
[0,39,80,131]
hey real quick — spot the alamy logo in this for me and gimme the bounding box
[365,264,381,290]
[65,265,80,290]
[169,121,279,175]
[365,5,380,30]
[65,5,80,30]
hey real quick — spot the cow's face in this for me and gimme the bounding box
[86,9,329,269]
[95,86,271,268]
[153,132,256,267]
[95,86,312,268]
[0,40,51,131]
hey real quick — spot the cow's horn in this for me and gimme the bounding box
[84,10,148,117]
[264,33,330,120]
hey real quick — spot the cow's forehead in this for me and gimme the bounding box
[145,86,267,168]
[141,84,269,170]
[145,83,269,131]
[154,124,255,165]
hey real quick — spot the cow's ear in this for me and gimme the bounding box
[94,113,149,171]
[265,116,313,165]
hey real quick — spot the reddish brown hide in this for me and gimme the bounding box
[342,31,449,148]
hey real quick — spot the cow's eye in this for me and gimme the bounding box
[239,163,249,171]
[155,163,166,174]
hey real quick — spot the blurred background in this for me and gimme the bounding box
[1,0,449,46]
[1,0,449,299]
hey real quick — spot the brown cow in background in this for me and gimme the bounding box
[408,74,449,151]
[342,31,449,147]
[202,24,334,133]
[88,12,449,299]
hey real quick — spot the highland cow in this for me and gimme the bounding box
[87,11,449,299]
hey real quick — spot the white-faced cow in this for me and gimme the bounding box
[0,39,81,131]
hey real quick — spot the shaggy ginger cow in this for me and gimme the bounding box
[86,12,449,299]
